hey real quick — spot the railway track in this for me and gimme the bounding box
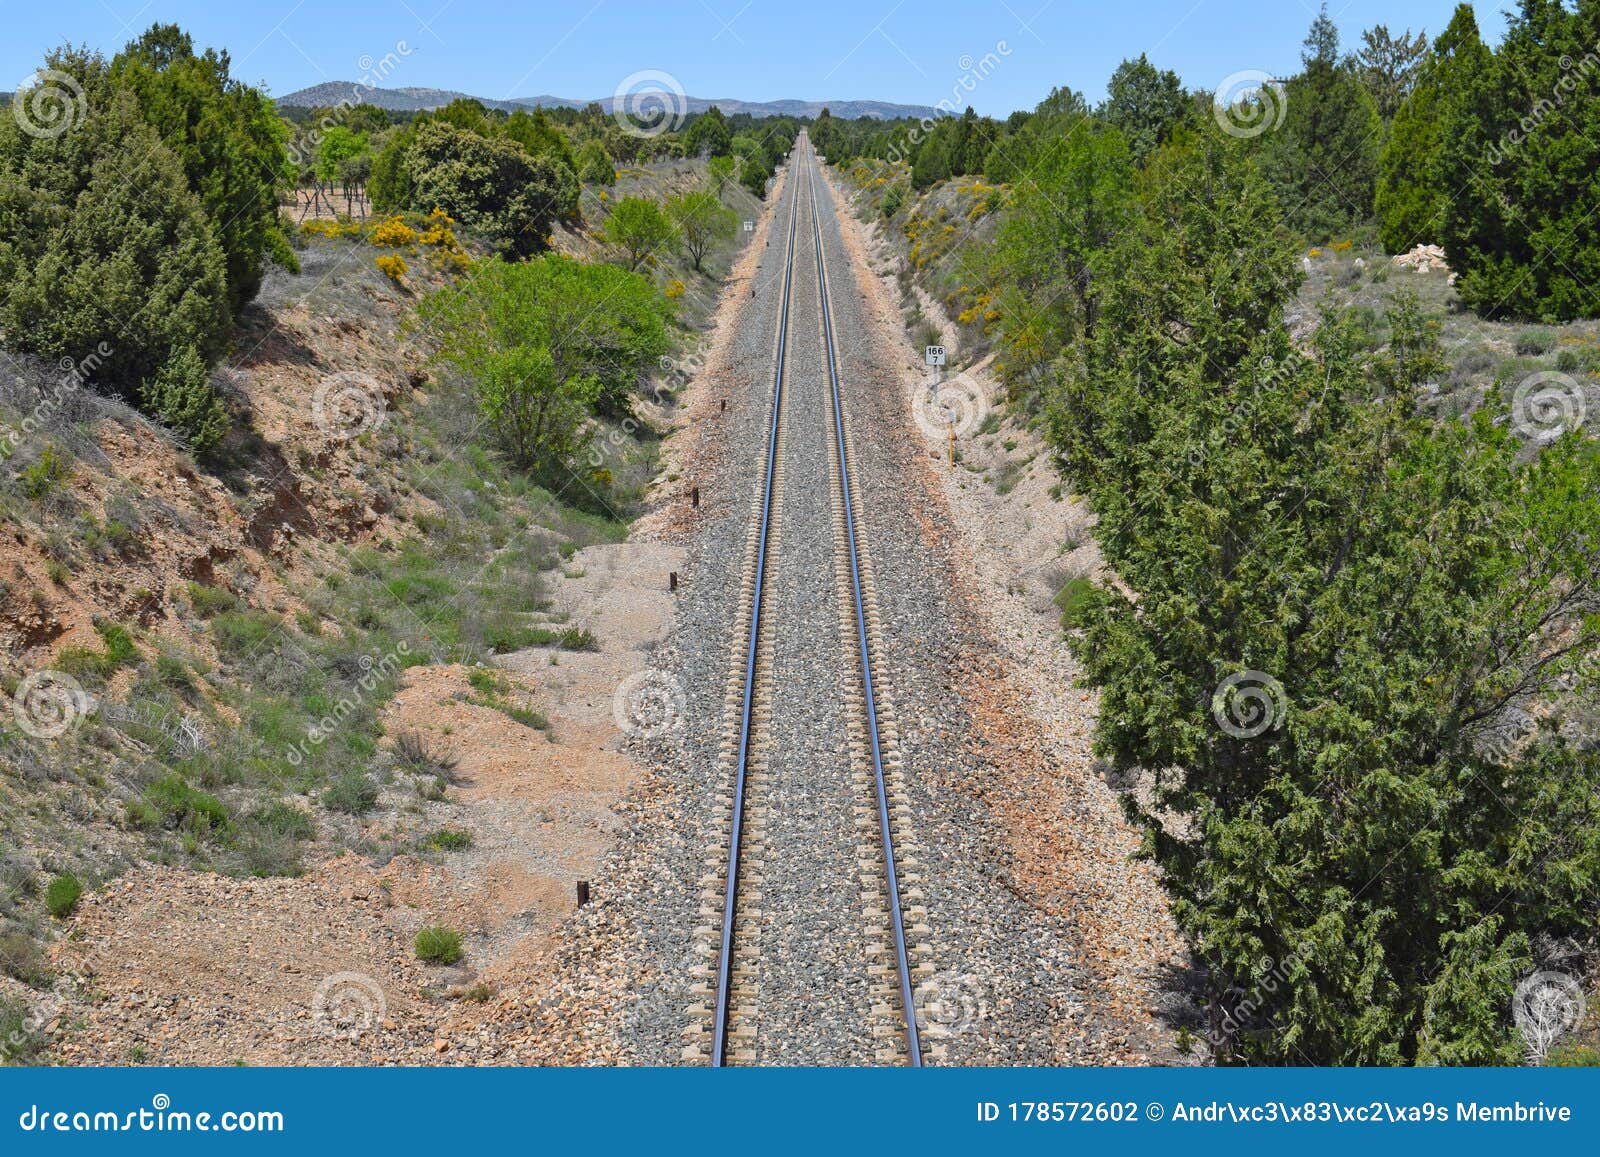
[683,136,932,1067]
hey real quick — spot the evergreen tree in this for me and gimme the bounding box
[1374,6,1481,252]
[1262,5,1382,240]
[1101,54,1192,163]
[110,24,293,313]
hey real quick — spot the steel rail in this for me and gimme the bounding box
[710,134,803,1067]
[803,142,924,1067]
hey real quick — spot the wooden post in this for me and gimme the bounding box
[691,486,700,508]
[669,572,678,592]
[576,880,590,907]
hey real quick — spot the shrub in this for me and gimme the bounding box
[0,933,48,987]
[421,828,473,852]
[0,996,45,1061]
[602,197,672,271]
[247,800,316,841]
[666,189,737,273]
[45,874,82,918]
[208,610,282,660]
[414,925,463,964]
[136,773,228,835]
[1053,576,1097,630]
[370,216,418,247]
[185,582,238,618]
[0,57,232,425]
[321,771,379,815]
[19,446,69,499]
[394,731,459,781]
[138,345,229,451]
[399,121,568,259]
[375,253,408,283]
[1515,329,1556,356]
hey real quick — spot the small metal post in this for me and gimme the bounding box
[669,571,678,592]
[691,486,700,508]
[720,398,727,413]
[576,880,590,907]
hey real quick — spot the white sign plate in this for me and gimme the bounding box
[924,345,946,366]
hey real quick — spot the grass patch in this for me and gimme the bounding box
[321,771,379,816]
[420,827,473,852]
[185,582,239,618]
[1054,576,1098,631]
[44,874,81,919]
[130,773,229,836]
[414,925,463,964]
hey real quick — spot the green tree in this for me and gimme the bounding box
[400,121,567,258]
[1375,6,1482,252]
[315,125,369,214]
[110,24,293,313]
[1437,0,1600,318]
[602,196,673,270]
[576,138,615,184]
[417,254,673,437]
[667,188,736,273]
[992,117,1134,391]
[1357,24,1430,119]
[1054,130,1600,1064]
[1101,54,1193,163]
[683,106,732,157]
[0,56,232,440]
[1261,5,1383,239]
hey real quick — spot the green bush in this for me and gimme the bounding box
[1052,576,1097,631]
[18,446,69,499]
[247,800,316,841]
[321,771,379,815]
[140,346,228,452]
[414,925,463,964]
[208,610,283,661]
[0,53,232,429]
[185,583,238,618]
[136,773,228,835]
[1547,1042,1600,1067]
[421,828,473,852]
[397,121,568,259]
[45,874,82,918]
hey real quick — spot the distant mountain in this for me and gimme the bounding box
[273,81,939,121]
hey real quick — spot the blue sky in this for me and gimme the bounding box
[4,0,1511,116]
